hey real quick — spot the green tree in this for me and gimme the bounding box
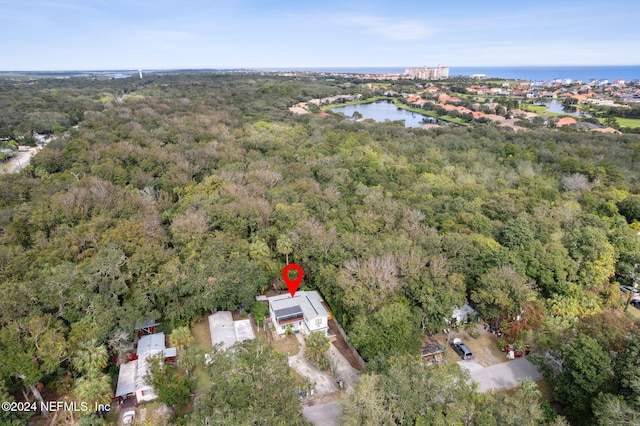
[339,374,392,425]
[471,265,535,325]
[248,237,276,274]
[0,321,67,418]
[341,356,481,425]
[146,354,193,411]
[592,393,640,426]
[188,338,307,425]
[603,116,618,128]
[72,339,108,376]
[553,335,613,422]
[169,326,193,357]
[250,301,269,327]
[404,254,466,333]
[305,331,330,368]
[74,373,112,415]
[0,380,26,425]
[617,339,640,400]
[349,301,422,363]
[276,234,294,264]
[618,195,640,224]
[476,378,545,426]
[564,225,616,288]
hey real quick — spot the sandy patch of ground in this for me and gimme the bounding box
[1,145,43,173]
[289,334,337,395]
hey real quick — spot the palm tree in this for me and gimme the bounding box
[169,326,193,356]
[72,339,108,376]
[248,237,271,261]
[276,234,293,265]
[74,373,112,415]
[305,331,330,366]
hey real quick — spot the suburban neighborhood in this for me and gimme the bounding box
[289,68,640,134]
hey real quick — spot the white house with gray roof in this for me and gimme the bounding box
[115,333,176,405]
[268,290,329,335]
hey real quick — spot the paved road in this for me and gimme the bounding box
[1,146,43,173]
[303,401,339,426]
[458,357,542,392]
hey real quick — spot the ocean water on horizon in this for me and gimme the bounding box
[285,66,640,82]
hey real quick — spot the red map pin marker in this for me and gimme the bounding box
[282,264,304,297]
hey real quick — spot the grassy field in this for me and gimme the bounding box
[519,104,640,128]
[614,117,640,128]
[190,315,212,392]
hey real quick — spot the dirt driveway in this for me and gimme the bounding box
[289,333,361,395]
[289,334,337,394]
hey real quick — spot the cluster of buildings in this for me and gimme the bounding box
[114,291,330,407]
[463,78,640,104]
[403,65,450,80]
[115,326,177,406]
[403,88,621,133]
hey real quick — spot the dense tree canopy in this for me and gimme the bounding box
[189,338,307,425]
[1,72,640,423]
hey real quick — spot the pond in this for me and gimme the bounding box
[330,101,437,127]
[534,100,592,117]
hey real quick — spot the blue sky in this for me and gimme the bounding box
[2,0,639,70]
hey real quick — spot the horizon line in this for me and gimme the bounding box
[1,64,640,73]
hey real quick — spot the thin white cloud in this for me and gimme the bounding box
[336,14,436,41]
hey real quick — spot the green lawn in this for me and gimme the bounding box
[518,104,640,128]
[190,316,212,392]
[614,117,640,128]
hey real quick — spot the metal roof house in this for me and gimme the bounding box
[268,291,329,335]
[450,303,478,325]
[115,333,176,405]
[208,311,256,351]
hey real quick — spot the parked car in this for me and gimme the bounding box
[631,299,640,310]
[122,410,136,425]
[620,285,639,295]
[451,338,473,360]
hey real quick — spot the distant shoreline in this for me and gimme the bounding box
[1,65,639,82]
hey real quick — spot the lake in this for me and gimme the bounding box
[330,101,436,127]
[536,100,592,117]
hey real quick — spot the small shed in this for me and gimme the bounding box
[134,318,158,336]
[451,303,478,325]
[420,336,445,364]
